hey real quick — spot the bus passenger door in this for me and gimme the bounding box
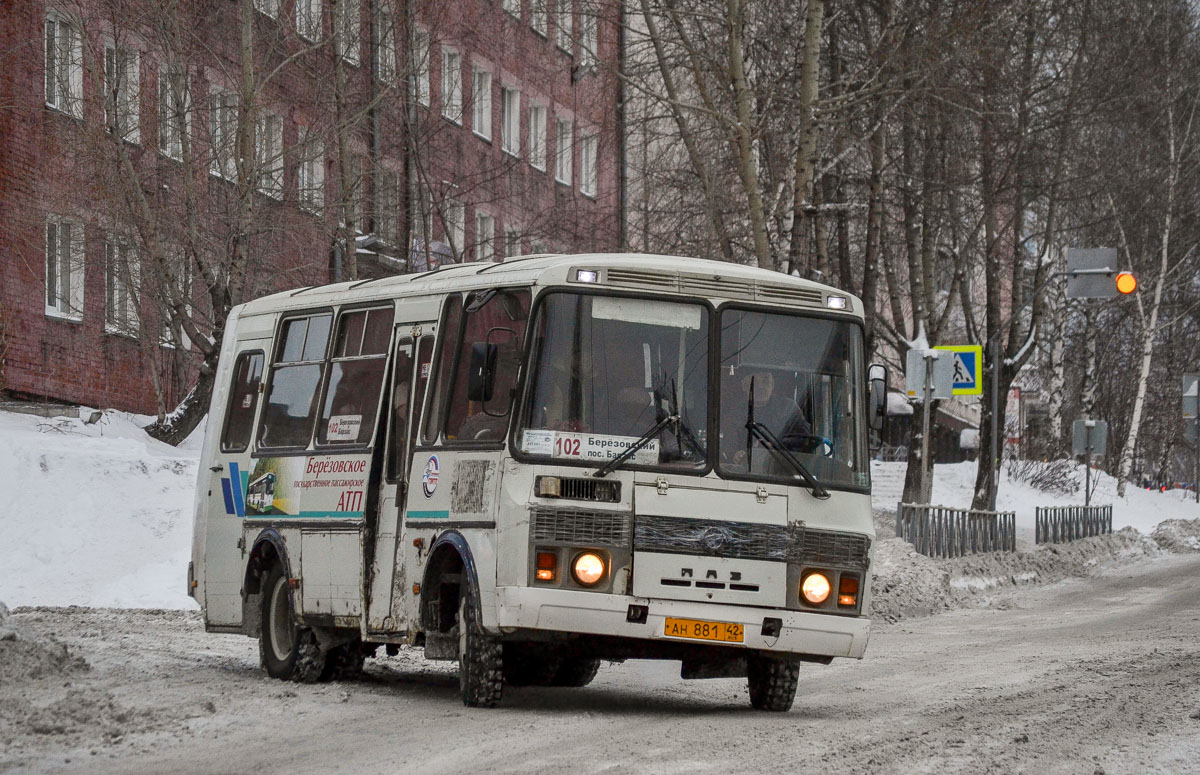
[367,325,435,633]
[202,335,271,628]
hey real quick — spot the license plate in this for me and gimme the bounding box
[663,617,744,643]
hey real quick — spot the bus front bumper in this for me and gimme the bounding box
[494,586,870,659]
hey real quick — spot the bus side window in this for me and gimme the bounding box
[422,295,463,445]
[220,352,264,453]
[386,339,414,481]
[257,312,332,450]
[445,289,531,442]
[317,306,395,446]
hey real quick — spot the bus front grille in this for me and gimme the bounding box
[531,506,633,548]
[787,525,871,571]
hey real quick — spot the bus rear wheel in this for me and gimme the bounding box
[550,657,601,687]
[457,591,504,707]
[259,563,325,683]
[746,653,799,712]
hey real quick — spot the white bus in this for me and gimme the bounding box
[190,253,886,710]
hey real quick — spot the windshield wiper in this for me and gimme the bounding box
[593,411,678,478]
[746,421,831,500]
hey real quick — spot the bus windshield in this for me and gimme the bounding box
[718,309,868,490]
[516,292,709,471]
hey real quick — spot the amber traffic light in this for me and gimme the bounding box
[1115,272,1137,294]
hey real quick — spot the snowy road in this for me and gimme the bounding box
[5,553,1200,775]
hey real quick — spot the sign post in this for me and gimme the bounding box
[1072,419,1108,507]
[906,350,954,503]
[1184,375,1200,503]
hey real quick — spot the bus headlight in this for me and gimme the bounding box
[571,552,606,586]
[801,572,832,605]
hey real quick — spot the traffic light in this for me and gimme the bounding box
[1115,271,1137,294]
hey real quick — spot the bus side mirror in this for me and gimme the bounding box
[468,342,498,402]
[867,363,888,436]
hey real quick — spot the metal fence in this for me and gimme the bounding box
[1035,505,1112,544]
[896,503,1017,558]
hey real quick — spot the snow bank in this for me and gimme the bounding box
[1151,519,1200,553]
[0,409,200,609]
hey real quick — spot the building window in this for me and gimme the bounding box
[105,239,140,335]
[336,0,361,65]
[555,118,572,185]
[376,1,397,84]
[105,44,140,143]
[45,217,84,320]
[296,0,321,41]
[444,197,464,256]
[531,0,547,36]
[45,12,82,117]
[158,62,189,160]
[503,0,521,17]
[412,27,430,106]
[209,88,237,179]
[556,0,572,52]
[298,127,325,212]
[442,48,462,124]
[505,227,522,258]
[580,1,597,69]
[579,132,597,197]
[254,0,279,18]
[255,112,283,197]
[375,167,399,245]
[475,210,494,261]
[159,247,194,350]
[529,104,546,170]
[343,154,365,232]
[502,86,520,156]
[472,67,492,140]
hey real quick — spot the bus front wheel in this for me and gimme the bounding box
[746,653,800,712]
[259,563,325,683]
[456,590,504,707]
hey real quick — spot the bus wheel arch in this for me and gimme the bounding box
[242,529,292,637]
[419,532,481,635]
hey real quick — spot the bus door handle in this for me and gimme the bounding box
[210,464,224,472]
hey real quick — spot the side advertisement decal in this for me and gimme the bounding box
[241,454,371,518]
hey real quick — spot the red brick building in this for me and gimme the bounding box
[0,0,622,414]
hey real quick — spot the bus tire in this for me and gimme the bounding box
[746,653,799,712]
[550,657,601,687]
[259,563,325,683]
[457,592,504,707]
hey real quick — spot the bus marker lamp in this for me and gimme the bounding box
[1115,272,1137,294]
[838,575,859,608]
[826,295,848,310]
[572,552,606,586]
[801,572,831,605]
[575,269,600,283]
[536,551,558,582]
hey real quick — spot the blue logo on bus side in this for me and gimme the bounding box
[422,455,440,498]
[220,461,248,517]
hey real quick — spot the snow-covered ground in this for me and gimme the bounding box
[2,407,1199,610]
[0,409,202,610]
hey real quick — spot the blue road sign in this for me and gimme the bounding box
[934,345,983,396]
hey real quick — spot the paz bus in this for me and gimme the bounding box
[189,253,886,710]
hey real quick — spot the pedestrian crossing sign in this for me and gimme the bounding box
[934,344,983,396]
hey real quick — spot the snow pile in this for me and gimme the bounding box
[1151,519,1200,553]
[870,528,1166,623]
[0,409,201,609]
[869,539,954,623]
[0,599,88,684]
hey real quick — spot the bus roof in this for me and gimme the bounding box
[237,253,864,318]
